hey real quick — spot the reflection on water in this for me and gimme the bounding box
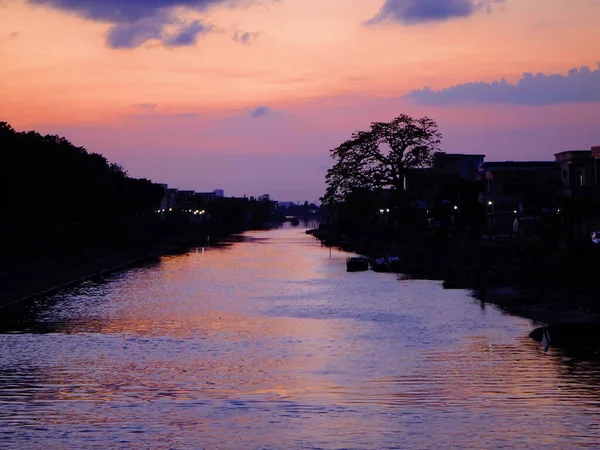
[1,225,600,448]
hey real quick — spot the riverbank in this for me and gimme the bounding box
[0,245,175,309]
[0,220,264,309]
[312,227,600,345]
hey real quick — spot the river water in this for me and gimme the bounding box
[1,225,600,449]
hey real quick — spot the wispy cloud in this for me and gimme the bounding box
[130,103,198,119]
[133,103,158,111]
[248,105,273,118]
[366,0,505,25]
[405,64,600,106]
[106,16,163,49]
[28,0,265,48]
[232,30,259,45]
[2,30,21,40]
[164,20,212,46]
[176,112,199,118]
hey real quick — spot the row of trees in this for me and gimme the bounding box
[1,122,165,223]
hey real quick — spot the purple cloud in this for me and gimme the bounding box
[106,18,163,48]
[233,30,259,45]
[367,0,504,25]
[164,20,211,46]
[28,0,261,48]
[28,0,231,22]
[405,64,600,106]
[106,16,211,48]
[248,106,272,118]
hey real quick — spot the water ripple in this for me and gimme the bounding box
[1,226,600,448]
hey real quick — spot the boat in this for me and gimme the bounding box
[346,256,370,272]
[371,256,403,273]
[290,217,300,226]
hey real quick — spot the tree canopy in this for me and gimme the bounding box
[322,114,442,205]
[0,121,165,223]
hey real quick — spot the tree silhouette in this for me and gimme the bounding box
[0,121,164,223]
[322,114,442,205]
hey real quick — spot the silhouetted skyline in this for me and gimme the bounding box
[1,0,599,201]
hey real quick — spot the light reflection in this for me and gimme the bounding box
[1,225,600,448]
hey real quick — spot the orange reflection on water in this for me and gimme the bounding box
[4,227,600,448]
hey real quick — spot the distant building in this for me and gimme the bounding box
[404,152,485,208]
[195,189,225,201]
[478,161,560,208]
[160,187,178,210]
[593,146,600,185]
[554,150,594,196]
[176,190,196,203]
[478,161,560,235]
[196,191,216,202]
[157,186,226,211]
[433,152,485,179]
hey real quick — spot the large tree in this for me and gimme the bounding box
[322,114,442,205]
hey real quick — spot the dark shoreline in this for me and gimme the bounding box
[0,223,255,310]
[0,248,166,310]
[310,228,600,348]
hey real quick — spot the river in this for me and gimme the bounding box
[1,224,600,449]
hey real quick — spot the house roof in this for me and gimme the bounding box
[479,161,558,172]
[405,168,460,177]
[554,150,591,156]
[435,152,486,158]
[554,150,592,163]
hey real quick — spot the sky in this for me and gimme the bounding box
[1,0,599,202]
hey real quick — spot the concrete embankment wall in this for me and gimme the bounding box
[0,246,174,309]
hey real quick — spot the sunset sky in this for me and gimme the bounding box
[1,0,599,202]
